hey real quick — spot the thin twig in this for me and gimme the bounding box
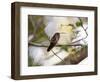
[71,18,88,44]
[28,42,83,47]
[51,50,67,64]
[46,36,67,64]
[85,27,88,31]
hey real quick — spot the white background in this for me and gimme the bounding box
[0,0,100,82]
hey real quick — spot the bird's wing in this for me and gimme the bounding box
[51,33,60,43]
[47,33,60,52]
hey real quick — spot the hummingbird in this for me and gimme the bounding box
[47,33,60,52]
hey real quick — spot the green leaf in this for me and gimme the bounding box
[28,17,35,34]
[76,21,83,27]
[60,45,69,51]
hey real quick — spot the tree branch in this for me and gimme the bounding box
[71,17,88,44]
[28,42,83,47]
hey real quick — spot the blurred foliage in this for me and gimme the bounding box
[68,45,87,63]
[76,21,83,27]
[60,45,69,51]
[28,56,41,66]
[28,15,48,43]
[28,56,33,66]
[75,18,84,27]
[32,23,48,43]
[28,17,34,34]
